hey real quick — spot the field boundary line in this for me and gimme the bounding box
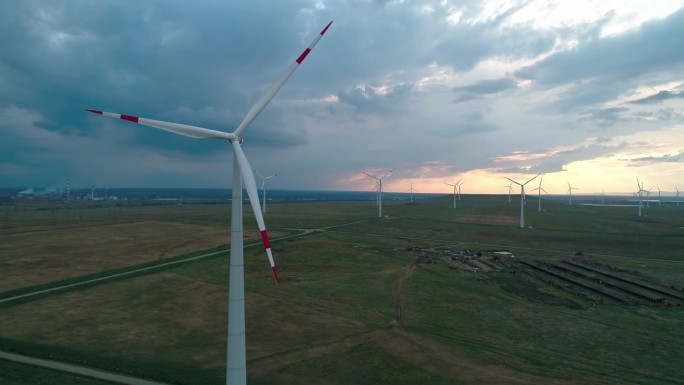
[0,219,377,305]
[0,350,171,385]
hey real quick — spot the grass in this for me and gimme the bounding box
[0,195,683,384]
[0,358,118,385]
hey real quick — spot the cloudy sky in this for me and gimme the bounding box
[2,0,684,195]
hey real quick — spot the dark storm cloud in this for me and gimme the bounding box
[497,142,622,175]
[515,8,684,85]
[629,90,684,104]
[513,8,684,114]
[336,83,414,114]
[579,107,631,126]
[433,23,555,72]
[452,77,518,103]
[630,152,684,163]
[632,108,684,121]
[0,0,321,149]
[437,110,499,136]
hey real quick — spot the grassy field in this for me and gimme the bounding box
[0,195,682,384]
[0,358,118,384]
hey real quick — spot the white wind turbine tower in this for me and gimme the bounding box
[635,179,647,217]
[656,185,662,207]
[676,186,680,207]
[446,178,462,208]
[254,171,277,214]
[567,182,578,205]
[86,21,332,385]
[645,185,654,208]
[408,181,417,204]
[364,168,393,218]
[504,183,513,203]
[506,175,539,229]
[531,176,548,212]
[456,179,464,201]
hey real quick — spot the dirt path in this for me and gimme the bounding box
[393,260,417,331]
[0,350,170,385]
[249,329,577,385]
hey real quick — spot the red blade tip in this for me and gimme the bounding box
[86,109,103,114]
[272,266,280,286]
[321,21,333,35]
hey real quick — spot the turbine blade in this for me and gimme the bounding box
[232,141,279,285]
[233,21,333,138]
[523,174,541,186]
[379,168,394,180]
[523,174,540,186]
[504,177,522,186]
[86,109,235,140]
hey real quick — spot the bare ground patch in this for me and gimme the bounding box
[251,329,578,385]
[0,221,268,292]
[0,271,369,370]
[460,214,517,226]
[0,272,228,365]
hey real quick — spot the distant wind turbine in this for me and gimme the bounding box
[567,182,578,205]
[635,179,648,217]
[364,168,393,218]
[657,185,662,207]
[254,171,277,214]
[505,175,539,228]
[446,179,462,208]
[504,183,513,203]
[457,179,464,201]
[86,21,332,385]
[408,181,417,204]
[531,176,548,212]
[676,186,680,207]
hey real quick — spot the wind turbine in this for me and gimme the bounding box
[656,185,662,207]
[457,179,464,201]
[364,168,393,218]
[531,176,547,212]
[676,186,680,207]
[505,175,539,229]
[254,171,277,214]
[86,21,332,385]
[646,185,654,208]
[368,180,380,206]
[635,179,647,217]
[567,182,578,205]
[504,183,513,203]
[408,181,417,204]
[446,179,462,208]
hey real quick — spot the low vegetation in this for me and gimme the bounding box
[0,195,682,384]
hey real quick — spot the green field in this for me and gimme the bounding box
[0,195,682,384]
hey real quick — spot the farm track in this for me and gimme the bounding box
[0,219,372,305]
[394,260,418,331]
[0,350,171,385]
[0,220,142,236]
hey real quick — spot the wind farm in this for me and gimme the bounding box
[2,188,684,385]
[364,168,393,218]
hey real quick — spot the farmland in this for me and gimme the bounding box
[0,195,683,384]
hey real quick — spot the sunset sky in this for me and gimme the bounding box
[2,1,683,195]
